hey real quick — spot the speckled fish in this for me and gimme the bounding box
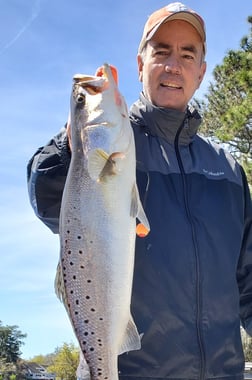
[55,64,150,380]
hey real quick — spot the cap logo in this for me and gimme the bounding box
[165,2,190,12]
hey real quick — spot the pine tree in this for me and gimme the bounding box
[198,16,252,183]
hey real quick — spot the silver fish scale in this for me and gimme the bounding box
[61,221,115,380]
[61,190,109,371]
[60,174,135,380]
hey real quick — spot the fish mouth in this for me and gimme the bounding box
[84,122,112,129]
[73,75,107,95]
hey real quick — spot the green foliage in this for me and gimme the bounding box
[28,353,55,367]
[198,16,252,184]
[0,321,26,364]
[47,343,79,380]
[0,357,16,377]
[242,330,252,361]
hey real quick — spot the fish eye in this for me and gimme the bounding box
[77,94,85,103]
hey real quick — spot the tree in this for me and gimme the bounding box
[0,321,27,364]
[47,343,79,380]
[198,16,252,183]
[28,353,56,367]
[0,358,16,379]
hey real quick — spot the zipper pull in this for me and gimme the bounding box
[184,116,189,129]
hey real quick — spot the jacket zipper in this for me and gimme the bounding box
[174,116,206,380]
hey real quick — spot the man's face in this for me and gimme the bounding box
[137,20,206,111]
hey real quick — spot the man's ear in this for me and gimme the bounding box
[198,61,207,88]
[137,54,144,82]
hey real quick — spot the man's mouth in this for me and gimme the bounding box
[160,82,182,89]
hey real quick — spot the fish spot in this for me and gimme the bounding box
[76,300,79,305]
[83,341,87,345]
[73,275,76,280]
[64,279,67,283]
[87,280,92,283]
[86,295,90,299]
[89,240,93,244]
[77,235,82,240]
[70,261,74,265]
[84,332,88,336]
[90,347,94,352]
[75,311,78,315]
[70,290,74,294]
[68,250,72,255]
[67,230,70,234]
[84,319,89,323]
[98,358,102,361]
[99,318,103,321]
[79,250,83,254]
[80,265,84,269]
[91,332,95,335]
[91,308,95,312]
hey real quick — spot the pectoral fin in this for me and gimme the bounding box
[88,149,125,182]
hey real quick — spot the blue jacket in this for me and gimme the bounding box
[27,93,252,380]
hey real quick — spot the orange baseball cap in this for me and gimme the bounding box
[138,2,206,54]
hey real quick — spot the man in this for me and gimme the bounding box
[27,3,252,380]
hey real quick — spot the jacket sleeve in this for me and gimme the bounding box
[27,126,71,234]
[237,166,252,336]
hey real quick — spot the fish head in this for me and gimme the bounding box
[70,64,134,182]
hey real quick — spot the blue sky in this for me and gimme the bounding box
[0,0,251,360]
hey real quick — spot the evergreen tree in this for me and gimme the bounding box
[0,321,26,364]
[198,16,252,183]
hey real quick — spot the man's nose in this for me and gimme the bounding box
[164,56,181,74]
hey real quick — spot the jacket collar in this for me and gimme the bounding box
[130,92,202,146]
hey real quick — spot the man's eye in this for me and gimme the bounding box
[155,50,169,56]
[183,54,194,60]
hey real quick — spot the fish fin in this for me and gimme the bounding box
[88,149,125,181]
[76,350,91,380]
[88,149,109,181]
[100,151,125,180]
[54,262,66,303]
[118,315,141,355]
[131,184,150,237]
